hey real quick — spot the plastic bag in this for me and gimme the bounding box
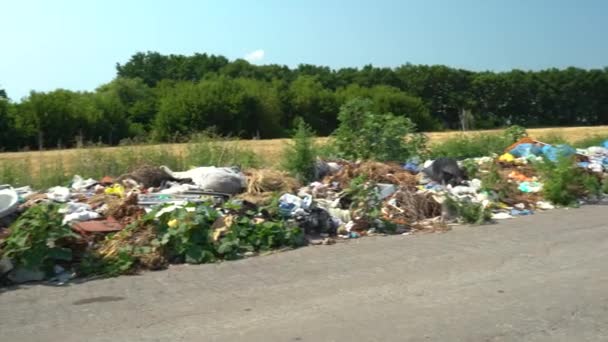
[498,153,515,163]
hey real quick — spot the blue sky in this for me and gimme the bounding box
[1,0,606,100]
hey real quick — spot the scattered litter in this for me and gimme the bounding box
[492,212,513,220]
[519,181,543,193]
[2,133,605,285]
[422,157,465,186]
[510,209,533,216]
[104,184,125,198]
[47,186,71,202]
[59,202,100,225]
[71,175,98,192]
[278,193,312,217]
[499,153,515,163]
[536,201,555,210]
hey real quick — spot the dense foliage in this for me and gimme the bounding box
[334,98,422,161]
[535,156,601,206]
[2,51,608,151]
[1,204,79,274]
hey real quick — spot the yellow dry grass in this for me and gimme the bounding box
[2,126,608,170]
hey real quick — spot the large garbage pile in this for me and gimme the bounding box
[1,137,607,284]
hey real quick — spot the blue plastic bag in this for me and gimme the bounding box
[403,162,420,173]
[510,143,542,158]
[541,144,575,162]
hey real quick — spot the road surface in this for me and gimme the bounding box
[1,206,607,342]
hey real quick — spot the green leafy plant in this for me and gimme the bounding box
[282,118,317,182]
[602,177,608,194]
[78,249,136,277]
[155,202,305,264]
[1,204,79,275]
[155,204,220,264]
[535,156,600,206]
[503,125,528,143]
[342,176,396,233]
[461,159,479,179]
[333,98,421,162]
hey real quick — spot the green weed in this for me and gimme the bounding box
[1,204,80,275]
[281,119,317,182]
[535,156,601,206]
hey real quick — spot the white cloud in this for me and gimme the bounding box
[244,49,265,63]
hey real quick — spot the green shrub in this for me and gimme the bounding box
[1,204,79,275]
[282,119,317,182]
[342,176,396,233]
[535,156,600,206]
[503,125,528,144]
[461,159,480,179]
[316,140,340,160]
[78,250,136,277]
[333,98,421,162]
[602,178,608,194]
[154,202,305,264]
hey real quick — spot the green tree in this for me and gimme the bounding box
[333,98,419,161]
[282,118,317,182]
[288,75,338,135]
[336,84,439,131]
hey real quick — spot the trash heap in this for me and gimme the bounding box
[1,137,607,284]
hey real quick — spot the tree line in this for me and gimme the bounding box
[1,51,608,151]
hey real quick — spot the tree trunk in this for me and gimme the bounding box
[37,131,44,151]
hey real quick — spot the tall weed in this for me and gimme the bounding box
[281,119,317,182]
[535,156,600,206]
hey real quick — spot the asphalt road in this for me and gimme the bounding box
[1,206,607,342]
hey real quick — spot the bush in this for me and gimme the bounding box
[503,125,528,143]
[535,156,601,206]
[153,202,305,264]
[333,98,422,162]
[282,119,317,182]
[1,204,79,275]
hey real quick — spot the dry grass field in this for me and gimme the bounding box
[1,126,608,188]
[2,125,608,165]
